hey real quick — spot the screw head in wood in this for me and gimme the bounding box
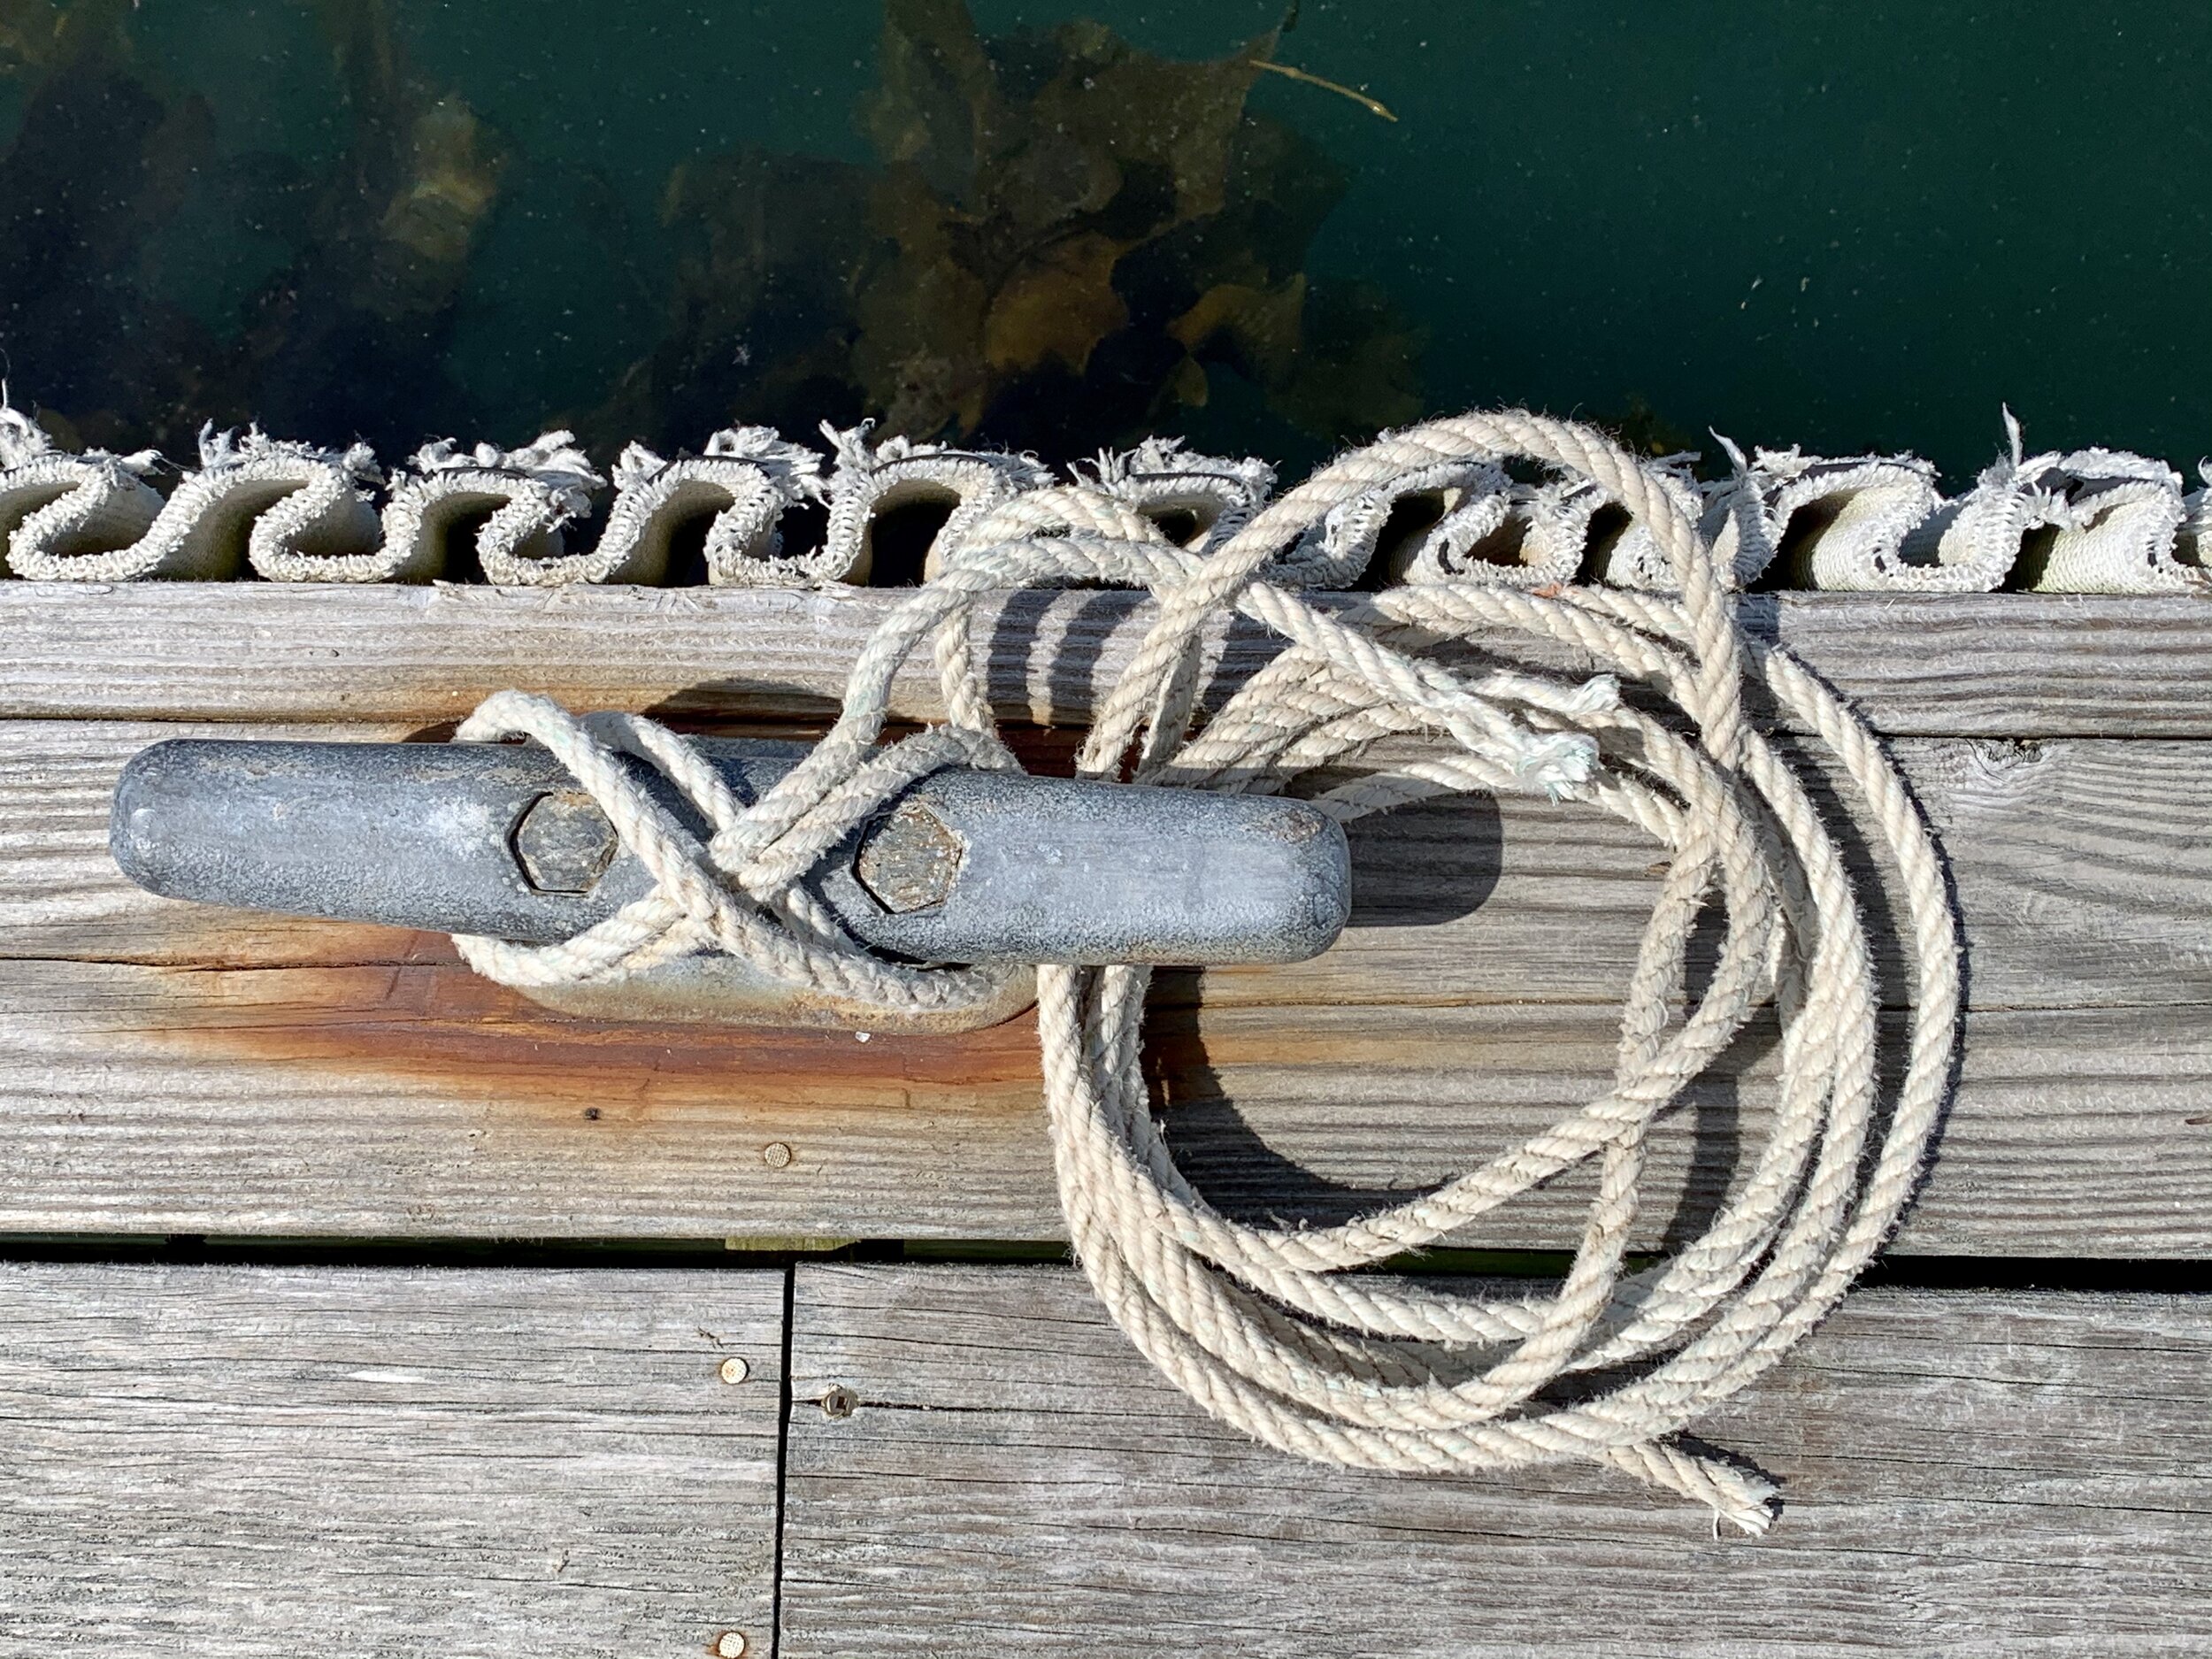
[820,1384,858,1419]
[718,1356,750,1385]
[762,1141,794,1169]
[713,1631,749,1658]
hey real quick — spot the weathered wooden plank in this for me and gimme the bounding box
[0,957,2204,1253]
[4,583,2212,735]
[3,718,2206,1252]
[780,1263,2212,1659]
[4,618,2207,1256]
[8,719,2208,1012]
[0,1263,785,1659]
[0,719,434,969]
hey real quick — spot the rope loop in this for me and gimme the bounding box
[452,410,1962,1532]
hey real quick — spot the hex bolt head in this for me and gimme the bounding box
[511,791,618,895]
[853,798,965,913]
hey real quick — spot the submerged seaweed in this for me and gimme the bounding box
[0,0,1430,466]
[0,0,503,457]
[600,0,1425,458]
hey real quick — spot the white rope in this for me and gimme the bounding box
[412,411,1964,1530]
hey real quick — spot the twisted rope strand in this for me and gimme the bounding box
[445,409,1962,1533]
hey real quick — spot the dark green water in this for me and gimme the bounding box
[3,0,2205,480]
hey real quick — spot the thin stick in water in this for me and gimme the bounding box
[1252,59,1399,123]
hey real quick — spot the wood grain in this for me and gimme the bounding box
[0,719,437,969]
[780,1262,2212,1658]
[7,587,2208,1648]
[3,719,2206,1253]
[0,957,2205,1253]
[10,720,2212,1012]
[0,1263,786,1659]
[6,581,2212,734]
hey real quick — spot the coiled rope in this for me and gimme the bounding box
[451,409,1962,1532]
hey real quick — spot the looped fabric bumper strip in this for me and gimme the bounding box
[346,408,1960,1533]
[4,397,2207,594]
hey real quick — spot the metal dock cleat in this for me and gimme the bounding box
[109,732,1352,1032]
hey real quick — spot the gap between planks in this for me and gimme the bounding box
[1,1258,2205,1657]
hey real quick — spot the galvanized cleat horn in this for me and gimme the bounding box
[109,732,1352,1032]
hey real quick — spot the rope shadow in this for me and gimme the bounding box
[979,587,1297,733]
